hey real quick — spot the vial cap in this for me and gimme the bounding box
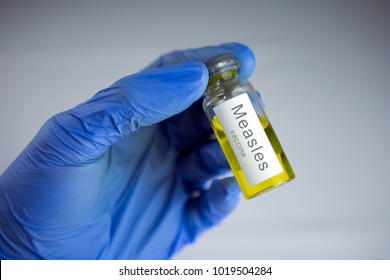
[205,53,236,70]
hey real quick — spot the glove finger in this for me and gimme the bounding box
[145,42,256,80]
[31,61,208,165]
[182,177,241,244]
[179,140,231,194]
[160,98,213,149]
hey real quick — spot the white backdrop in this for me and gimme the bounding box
[1,0,389,259]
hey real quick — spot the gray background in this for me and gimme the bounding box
[1,0,389,259]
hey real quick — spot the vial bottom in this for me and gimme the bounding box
[211,115,295,199]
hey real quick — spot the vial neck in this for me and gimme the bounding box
[207,69,239,91]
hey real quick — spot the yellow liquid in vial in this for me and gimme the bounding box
[211,115,295,199]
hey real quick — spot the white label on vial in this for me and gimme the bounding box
[213,93,283,186]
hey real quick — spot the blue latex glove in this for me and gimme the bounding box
[0,43,256,259]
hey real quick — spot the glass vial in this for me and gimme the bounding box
[203,53,295,199]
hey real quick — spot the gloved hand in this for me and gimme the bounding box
[0,43,256,259]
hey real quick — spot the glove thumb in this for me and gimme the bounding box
[27,62,208,165]
[107,61,208,128]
